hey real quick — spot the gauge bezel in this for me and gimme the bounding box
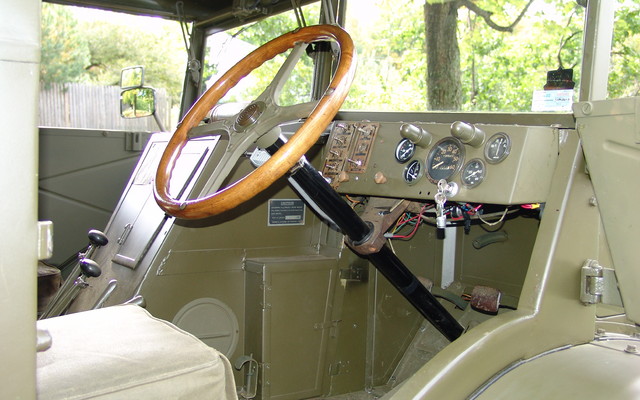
[425,137,465,184]
[484,132,511,164]
[461,158,486,188]
[395,138,416,163]
[403,159,423,185]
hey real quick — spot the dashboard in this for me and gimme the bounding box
[319,120,563,205]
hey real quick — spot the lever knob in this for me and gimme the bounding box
[80,259,102,278]
[400,123,432,147]
[87,229,108,247]
[451,121,485,147]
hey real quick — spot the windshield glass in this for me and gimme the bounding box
[202,3,321,106]
[343,0,588,112]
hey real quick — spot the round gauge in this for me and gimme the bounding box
[403,160,423,185]
[395,138,416,163]
[485,132,511,164]
[461,158,486,188]
[425,137,465,183]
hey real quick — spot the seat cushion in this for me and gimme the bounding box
[37,305,238,400]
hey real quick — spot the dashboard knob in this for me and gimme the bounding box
[451,121,485,147]
[374,172,387,184]
[80,259,102,278]
[87,229,108,247]
[400,123,432,147]
[337,171,350,183]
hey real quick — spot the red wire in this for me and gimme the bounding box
[390,204,429,239]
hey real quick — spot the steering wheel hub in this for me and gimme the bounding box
[234,101,265,131]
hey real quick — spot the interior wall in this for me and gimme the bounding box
[0,0,41,398]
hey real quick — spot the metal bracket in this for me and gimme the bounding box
[234,354,259,399]
[580,259,623,306]
[339,265,368,282]
[125,131,148,151]
[345,197,410,255]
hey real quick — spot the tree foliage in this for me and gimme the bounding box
[41,0,640,115]
[40,3,90,86]
[40,3,185,105]
[609,4,640,97]
[203,4,320,106]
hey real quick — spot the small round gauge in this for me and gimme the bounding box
[403,160,423,185]
[425,137,465,183]
[461,158,486,188]
[395,138,416,163]
[485,132,511,164]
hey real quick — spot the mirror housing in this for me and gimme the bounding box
[120,87,156,118]
[120,66,144,90]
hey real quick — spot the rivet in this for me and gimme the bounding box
[581,102,593,115]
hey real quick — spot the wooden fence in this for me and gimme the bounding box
[39,82,172,131]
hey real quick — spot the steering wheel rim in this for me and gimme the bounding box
[154,25,356,219]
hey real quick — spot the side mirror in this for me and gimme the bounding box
[120,66,144,90]
[120,87,156,118]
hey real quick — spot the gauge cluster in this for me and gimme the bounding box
[321,120,560,204]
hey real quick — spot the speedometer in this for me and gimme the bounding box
[426,137,465,183]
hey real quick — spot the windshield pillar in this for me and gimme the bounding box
[179,26,206,119]
[311,0,348,100]
[579,0,615,101]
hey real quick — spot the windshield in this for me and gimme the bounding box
[343,0,588,112]
[201,3,322,107]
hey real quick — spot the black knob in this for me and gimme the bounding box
[80,259,102,278]
[87,229,108,247]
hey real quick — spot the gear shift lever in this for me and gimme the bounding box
[39,230,108,319]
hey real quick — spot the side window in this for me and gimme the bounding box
[39,3,185,131]
[202,3,321,107]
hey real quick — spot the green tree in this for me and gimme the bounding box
[344,0,427,111]
[203,4,321,107]
[609,3,640,98]
[40,4,185,106]
[459,0,584,111]
[80,19,185,105]
[40,3,90,86]
[425,0,537,110]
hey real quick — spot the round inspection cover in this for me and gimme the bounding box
[172,298,239,357]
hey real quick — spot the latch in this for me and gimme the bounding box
[234,355,258,399]
[125,131,148,151]
[580,259,623,306]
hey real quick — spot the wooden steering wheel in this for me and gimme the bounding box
[154,25,356,219]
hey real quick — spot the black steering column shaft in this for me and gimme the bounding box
[267,139,464,342]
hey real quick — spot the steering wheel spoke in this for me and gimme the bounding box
[154,25,356,219]
[255,42,310,108]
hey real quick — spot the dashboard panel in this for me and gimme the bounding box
[320,120,563,204]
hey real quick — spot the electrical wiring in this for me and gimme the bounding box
[477,207,509,226]
[386,203,432,240]
[383,200,541,239]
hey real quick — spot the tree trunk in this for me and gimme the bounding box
[425,1,461,110]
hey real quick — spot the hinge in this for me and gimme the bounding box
[580,259,623,306]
